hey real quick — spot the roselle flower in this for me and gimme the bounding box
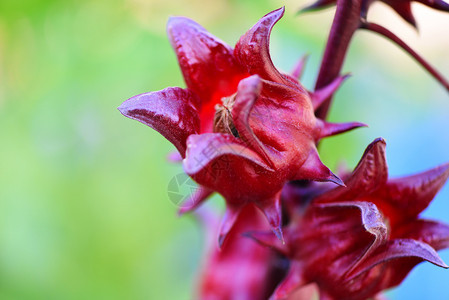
[250,138,449,299]
[118,7,365,245]
[197,204,283,300]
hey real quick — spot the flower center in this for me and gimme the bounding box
[213,95,239,138]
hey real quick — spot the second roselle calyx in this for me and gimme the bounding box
[250,139,449,299]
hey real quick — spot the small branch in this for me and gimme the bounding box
[360,21,449,93]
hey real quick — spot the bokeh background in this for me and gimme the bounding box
[0,0,448,299]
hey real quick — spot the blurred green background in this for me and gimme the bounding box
[0,0,448,299]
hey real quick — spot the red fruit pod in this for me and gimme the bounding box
[251,138,449,300]
[119,7,364,245]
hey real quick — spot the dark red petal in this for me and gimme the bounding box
[183,133,273,176]
[318,201,388,275]
[315,202,387,239]
[259,78,308,106]
[218,205,244,248]
[183,132,288,243]
[270,201,389,299]
[298,202,388,299]
[317,119,367,139]
[365,222,449,294]
[177,185,214,215]
[294,147,344,185]
[234,7,297,87]
[256,192,284,242]
[381,163,449,220]
[315,138,388,203]
[246,230,288,255]
[310,75,349,110]
[118,87,200,158]
[348,137,388,189]
[384,1,417,28]
[347,239,448,280]
[393,219,449,251]
[183,133,277,213]
[232,75,274,167]
[167,16,246,131]
[297,201,387,264]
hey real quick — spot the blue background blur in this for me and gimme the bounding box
[0,0,448,299]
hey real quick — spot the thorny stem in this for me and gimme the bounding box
[314,0,362,120]
[360,21,449,93]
